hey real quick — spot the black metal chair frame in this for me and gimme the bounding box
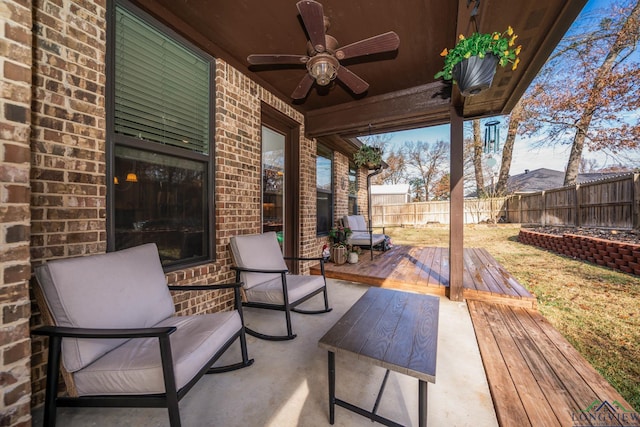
[32,283,254,427]
[232,256,332,341]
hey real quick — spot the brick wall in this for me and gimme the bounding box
[1,0,33,425]
[356,169,369,220]
[29,0,108,407]
[26,0,322,408]
[333,151,349,226]
[519,229,640,276]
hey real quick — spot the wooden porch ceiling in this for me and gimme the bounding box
[131,0,587,139]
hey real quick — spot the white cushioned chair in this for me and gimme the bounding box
[342,215,387,260]
[32,243,253,427]
[229,232,332,340]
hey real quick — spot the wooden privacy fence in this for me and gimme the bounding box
[505,172,640,229]
[371,197,507,227]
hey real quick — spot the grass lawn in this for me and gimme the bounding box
[383,224,640,411]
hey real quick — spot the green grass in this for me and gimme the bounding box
[383,224,640,411]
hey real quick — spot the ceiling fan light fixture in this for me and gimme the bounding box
[307,55,338,86]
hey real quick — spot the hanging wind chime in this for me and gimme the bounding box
[484,120,501,154]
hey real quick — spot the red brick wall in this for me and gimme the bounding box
[26,0,323,408]
[333,151,349,225]
[519,229,640,276]
[1,0,33,424]
[29,0,108,407]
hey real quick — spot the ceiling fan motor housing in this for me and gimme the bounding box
[307,54,339,86]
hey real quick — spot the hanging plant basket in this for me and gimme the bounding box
[452,53,499,97]
[354,145,383,170]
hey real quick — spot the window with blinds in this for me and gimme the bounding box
[108,1,215,269]
[317,145,333,235]
[114,5,210,154]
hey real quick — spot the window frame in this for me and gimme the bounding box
[105,0,216,270]
[348,161,358,215]
[316,144,334,236]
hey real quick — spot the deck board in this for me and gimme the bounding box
[468,301,633,427]
[311,245,536,308]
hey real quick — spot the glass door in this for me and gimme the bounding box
[262,125,286,251]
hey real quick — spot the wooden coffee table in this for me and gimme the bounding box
[318,287,439,427]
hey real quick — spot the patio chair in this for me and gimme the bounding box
[229,232,332,341]
[342,215,388,260]
[31,243,253,427]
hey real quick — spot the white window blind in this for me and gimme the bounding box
[115,6,210,154]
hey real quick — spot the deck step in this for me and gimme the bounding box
[468,301,634,427]
[311,245,536,308]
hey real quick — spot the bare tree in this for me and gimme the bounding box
[579,157,600,172]
[519,0,640,185]
[403,140,449,201]
[471,120,486,197]
[494,101,524,195]
[376,148,407,184]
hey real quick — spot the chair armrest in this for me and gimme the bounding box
[31,325,177,339]
[231,266,288,274]
[168,282,243,292]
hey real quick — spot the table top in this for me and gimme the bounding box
[319,287,439,383]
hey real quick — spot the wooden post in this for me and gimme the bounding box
[541,191,546,226]
[633,173,639,229]
[575,184,581,227]
[449,106,464,301]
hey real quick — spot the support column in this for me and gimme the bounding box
[449,106,464,301]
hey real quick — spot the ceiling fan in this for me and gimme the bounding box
[247,0,400,100]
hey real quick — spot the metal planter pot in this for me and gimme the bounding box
[453,53,499,97]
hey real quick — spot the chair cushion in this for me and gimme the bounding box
[229,232,288,289]
[343,215,367,232]
[73,311,241,395]
[35,243,175,373]
[245,274,326,305]
[349,233,386,247]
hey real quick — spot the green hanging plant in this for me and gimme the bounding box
[434,26,522,81]
[353,145,383,169]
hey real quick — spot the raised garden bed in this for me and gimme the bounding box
[518,228,640,276]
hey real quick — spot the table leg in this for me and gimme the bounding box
[328,351,335,425]
[419,380,428,427]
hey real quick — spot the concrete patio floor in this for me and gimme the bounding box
[32,279,498,427]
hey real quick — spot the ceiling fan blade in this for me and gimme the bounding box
[336,66,369,94]
[296,0,326,52]
[247,54,309,65]
[335,31,400,61]
[291,73,315,99]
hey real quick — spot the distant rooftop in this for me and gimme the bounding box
[508,168,625,193]
[466,168,628,197]
[371,184,411,195]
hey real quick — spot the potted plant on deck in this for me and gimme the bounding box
[353,145,383,170]
[347,245,361,264]
[434,26,522,96]
[328,226,352,264]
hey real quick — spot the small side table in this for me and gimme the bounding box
[319,287,439,427]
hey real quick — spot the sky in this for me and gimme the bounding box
[375,0,638,177]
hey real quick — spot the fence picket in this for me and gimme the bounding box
[371,173,638,229]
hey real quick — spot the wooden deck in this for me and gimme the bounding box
[468,301,636,426]
[311,245,636,426]
[311,245,537,308]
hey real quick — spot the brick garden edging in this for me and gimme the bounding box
[518,229,640,276]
